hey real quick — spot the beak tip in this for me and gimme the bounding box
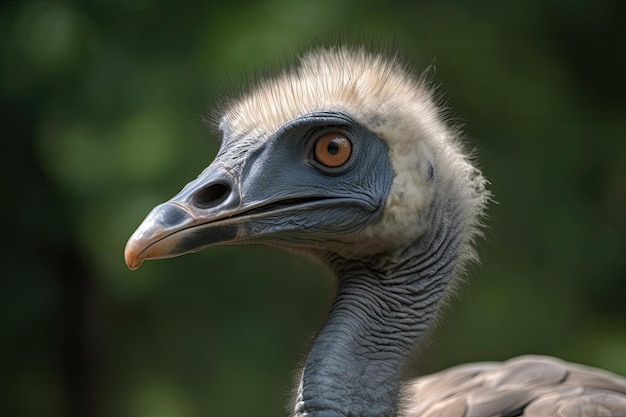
[126,259,142,270]
[124,240,144,271]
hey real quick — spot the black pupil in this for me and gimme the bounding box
[327,140,340,155]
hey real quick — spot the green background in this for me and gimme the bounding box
[2,1,625,416]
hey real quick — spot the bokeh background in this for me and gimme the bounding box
[2,1,625,416]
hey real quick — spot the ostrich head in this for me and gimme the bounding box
[125,47,487,269]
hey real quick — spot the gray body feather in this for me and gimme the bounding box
[406,355,626,417]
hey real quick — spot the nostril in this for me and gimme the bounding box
[192,183,230,209]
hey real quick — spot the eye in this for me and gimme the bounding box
[313,132,352,168]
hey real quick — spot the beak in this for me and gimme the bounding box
[124,135,385,270]
[124,165,241,270]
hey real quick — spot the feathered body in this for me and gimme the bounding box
[125,47,626,416]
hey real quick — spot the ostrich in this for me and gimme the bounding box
[124,47,626,416]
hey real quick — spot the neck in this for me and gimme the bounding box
[293,197,466,417]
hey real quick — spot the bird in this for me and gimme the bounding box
[124,46,626,417]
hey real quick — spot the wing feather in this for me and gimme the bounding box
[404,356,626,417]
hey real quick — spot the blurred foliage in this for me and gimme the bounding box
[1,0,625,416]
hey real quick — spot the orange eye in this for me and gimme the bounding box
[314,132,352,168]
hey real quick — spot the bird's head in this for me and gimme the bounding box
[125,47,487,270]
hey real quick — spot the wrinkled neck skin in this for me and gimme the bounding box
[293,195,466,417]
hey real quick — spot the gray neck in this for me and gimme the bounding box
[293,197,466,417]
